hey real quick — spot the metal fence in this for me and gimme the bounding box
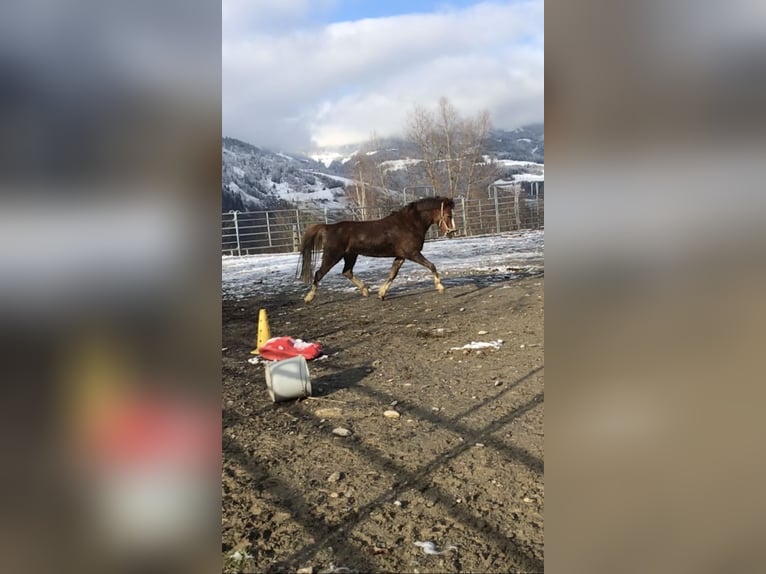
[222,190,543,256]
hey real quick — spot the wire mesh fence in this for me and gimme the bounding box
[221,190,543,256]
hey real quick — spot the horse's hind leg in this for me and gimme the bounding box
[342,254,369,297]
[408,252,445,294]
[304,251,343,303]
[378,257,405,300]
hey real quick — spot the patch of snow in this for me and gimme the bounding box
[309,151,357,168]
[491,158,545,168]
[306,171,356,187]
[232,167,245,177]
[378,158,422,172]
[450,340,504,351]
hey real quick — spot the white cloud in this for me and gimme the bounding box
[223,1,543,150]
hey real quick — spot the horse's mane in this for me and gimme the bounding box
[395,196,455,216]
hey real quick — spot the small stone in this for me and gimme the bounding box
[393,500,402,507]
[494,380,503,387]
[372,359,382,368]
[478,330,488,335]
[431,407,440,412]
[329,492,340,498]
[523,497,533,503]
[459,307,466,312]
[383,410,401,419]
[297,567,314,574]
[520,344,526,349]
[390,400,399,406]
[332,427,352,437]
[327,471,344,483]
[475,442,485,447]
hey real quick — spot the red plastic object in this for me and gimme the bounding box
[258,336,323,361]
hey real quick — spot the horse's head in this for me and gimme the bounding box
[433,198,457,236]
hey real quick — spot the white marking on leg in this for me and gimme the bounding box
[378,281,391,300]
[351,275,369,296]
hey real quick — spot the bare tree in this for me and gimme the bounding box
[406,97,497,199]
[345,131,393,215]
[462,109,493,199]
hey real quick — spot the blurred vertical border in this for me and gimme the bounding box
[547,0,766,573]
[0,1,221,573]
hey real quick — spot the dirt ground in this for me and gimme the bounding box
[222,271,544,573]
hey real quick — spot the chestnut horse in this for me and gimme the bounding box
[298,197,456,302]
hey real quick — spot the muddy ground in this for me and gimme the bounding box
[222,271,544,573]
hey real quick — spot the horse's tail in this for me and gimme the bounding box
[297,224,325,283]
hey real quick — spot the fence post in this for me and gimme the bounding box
[292,224,299,252]
[295,208,301,239]
[324,207,328,224]
[460,196,467,236]
[514,188,521,230]
[266,211,273,247]
[493,185,501,234]
[477,199,482,232]
[231,210,241,256]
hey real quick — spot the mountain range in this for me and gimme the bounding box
[222,124,543,212]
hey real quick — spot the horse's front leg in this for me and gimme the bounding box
[408,252,444,294]
[378,257,405,300]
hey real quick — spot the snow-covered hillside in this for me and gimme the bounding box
[222,138,352,211]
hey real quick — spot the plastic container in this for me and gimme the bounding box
[265,355,312,402]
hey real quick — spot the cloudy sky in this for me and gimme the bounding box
[223,0,543,151]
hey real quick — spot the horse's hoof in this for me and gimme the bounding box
[361,288,369,297]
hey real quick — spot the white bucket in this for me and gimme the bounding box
[265,355,312,402]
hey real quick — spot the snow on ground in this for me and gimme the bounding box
[450,340,505,351]
[222,229,544,300]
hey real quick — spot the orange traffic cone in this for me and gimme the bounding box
[250,309,271,354]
